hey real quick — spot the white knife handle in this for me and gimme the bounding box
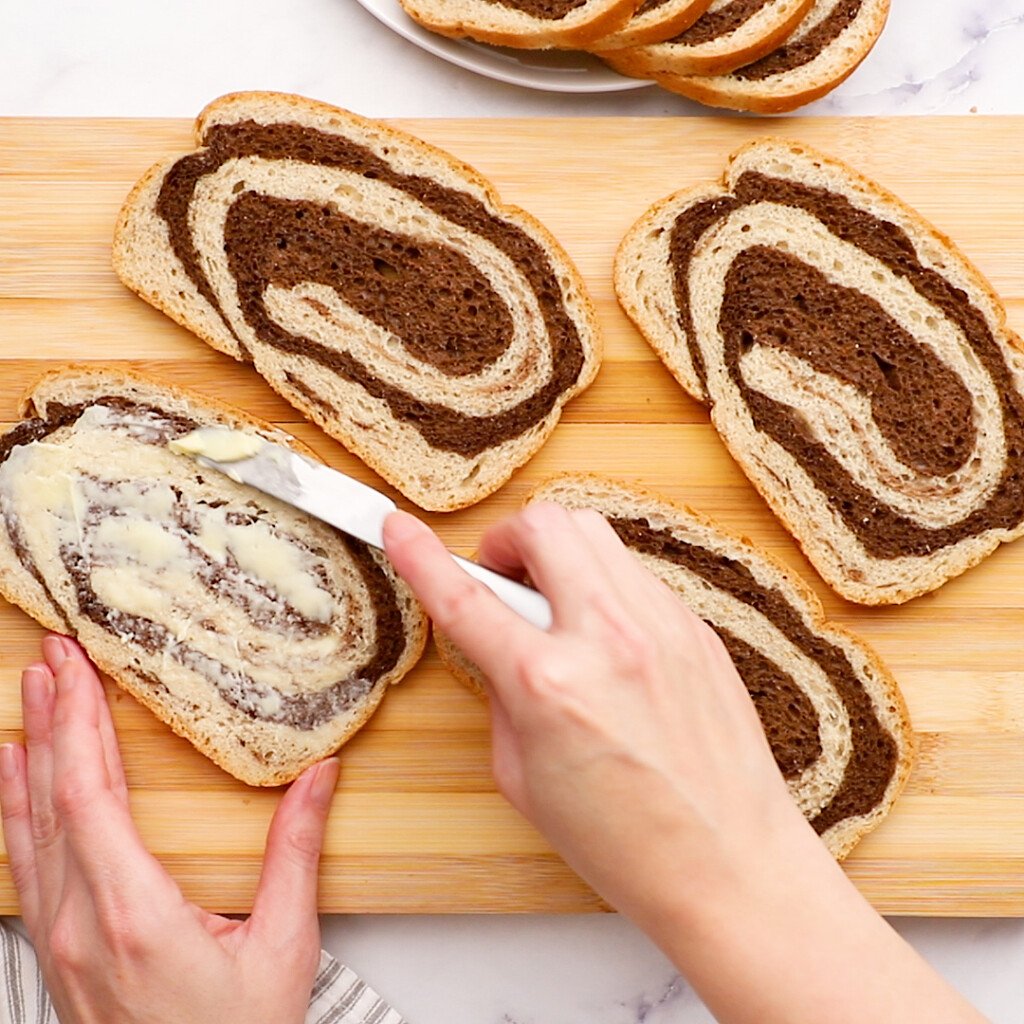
[451,554,553,631]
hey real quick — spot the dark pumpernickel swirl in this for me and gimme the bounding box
[668,171,1024,559]
[155,119,586,460]
[734,0,863,80]
[608,514,898,838]
[670,0,773,44]
[636,0,676,14]
[480,0,589,16]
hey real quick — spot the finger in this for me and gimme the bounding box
[49,655,167,904]
[57,637,129,806]
[567,508,655,587]
[250,759,339,947]
[0,744,40,929]
[475,503,635,628]
[383,511,542,678]
[529,509,716,653]
[20,660,65,916]
[41,634,70,678]
[470,504,545,577]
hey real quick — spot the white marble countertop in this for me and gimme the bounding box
[2,1,1024,1022]
[2,0,1023,117]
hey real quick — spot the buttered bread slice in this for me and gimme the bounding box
[436,474,913,859]
[0,367,427,786]
[113,92,601,512]
[616,139,1024,604]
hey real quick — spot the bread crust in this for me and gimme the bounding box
[585,0,714,51]
[396,0,640,49]
[0,364,428,786]
[599,0,813,76]
[615,138,1024,604]
[652,0,890,112]
[113,92,602,513]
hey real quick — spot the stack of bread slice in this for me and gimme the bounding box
[614,0,892,112]
[398,0,890,113]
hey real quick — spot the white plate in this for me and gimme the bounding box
[354,0,654,93]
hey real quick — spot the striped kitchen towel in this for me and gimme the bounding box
[0,920,406,1024]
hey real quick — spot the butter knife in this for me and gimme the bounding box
[170,428,553,631]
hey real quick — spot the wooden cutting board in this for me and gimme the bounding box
[1,116,1022,916]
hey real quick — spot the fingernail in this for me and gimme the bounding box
[383,510,428,545]
[0,745,19,781]
[309,758,340,809]
[21,667,51,710]
[59,637,81,661]
[42,635,68,672]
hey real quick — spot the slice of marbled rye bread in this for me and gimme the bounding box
[0,366,427,785]
[436,474,914,860]
[584,0,715,51]
[113,92,602,511]
[598,0,813,76]
[616,138,1024,604]
[397,0,639,48]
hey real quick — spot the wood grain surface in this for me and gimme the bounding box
[0,115,1022,915]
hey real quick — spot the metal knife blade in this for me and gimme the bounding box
[178,430,552,630]
[193,439,397,550]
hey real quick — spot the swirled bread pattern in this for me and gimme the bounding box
[584,0,714,52]
[0,368,427,785]
[598,0,812,76]
[435,475,913,859]
[616,140,1024,604]
[396,0,637,47]
[678,0,779,41]
[648,0,890,112]
[114,93,601,511]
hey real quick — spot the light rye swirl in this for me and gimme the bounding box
[598,0,812,76]
[113,94,600,512]
[0,370,427,786]
[652,0,890,113]
[616,140,1024,604]
[435,476,912,859]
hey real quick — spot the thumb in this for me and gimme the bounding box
[250,758,339,946]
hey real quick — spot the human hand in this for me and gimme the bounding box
[382,503,808,927]
[383,506,985,1024]
[0,635,338,1024]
